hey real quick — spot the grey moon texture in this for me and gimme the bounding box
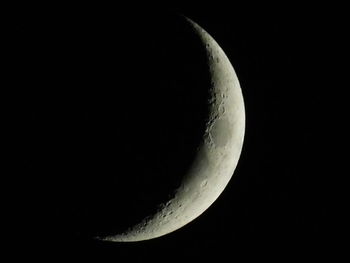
[101,17,245,242]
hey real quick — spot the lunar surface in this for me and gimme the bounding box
[99,17,246,242]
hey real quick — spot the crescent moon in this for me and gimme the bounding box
[100,17,245,242]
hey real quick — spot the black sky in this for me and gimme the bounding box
[10,5,338,261]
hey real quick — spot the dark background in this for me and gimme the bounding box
[10,4,339,261]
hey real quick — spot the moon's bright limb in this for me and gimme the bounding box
[100,17,245,242]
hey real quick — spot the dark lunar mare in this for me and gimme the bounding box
[20,14,211,239]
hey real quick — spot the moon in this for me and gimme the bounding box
[100,17,245,242]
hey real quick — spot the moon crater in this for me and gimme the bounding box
[210,118,232,147]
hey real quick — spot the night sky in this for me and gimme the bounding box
[11,5,337,261]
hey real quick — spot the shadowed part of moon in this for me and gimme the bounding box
[26,14,213,240]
